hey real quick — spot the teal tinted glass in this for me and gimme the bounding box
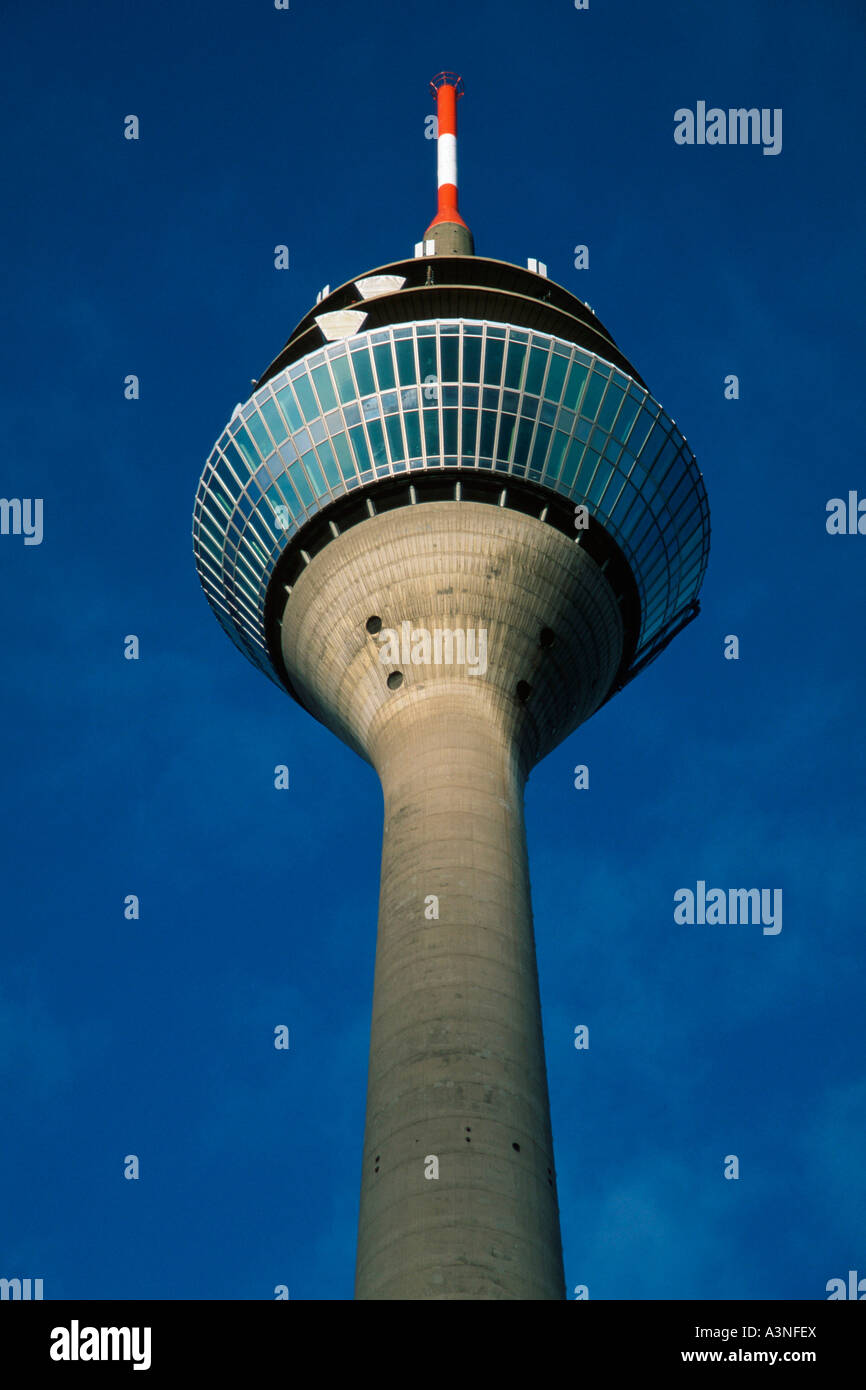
[330,355,356,405]
[597,383,624,432]
[504,340,526,389]
[497,415,518,463]
[461,408,478,457]
[560,439,586,490]
[515,416,534,464]
[562,361,588,411]
[351,349,375,396]
[614,395,640,444]
[525,347,547,396]
[385,414,404,461]
[479,410,497,457]
[395,339,416,386]
[545,354,568,402]
[316,439,341,489]
[545,430,571,482]
[365,419,386,466]
[349,425,371,472]
[417,335,437,385]
[246,410,274,458]
[580,371,607,422]
[423,409,440,458]
[223,440,250,479]
[483,336,504,385]
[332,432,356,481]
[231,426,260,471]
[529,423,552,471]
[404,411,422,458]
[443,408,458,454]
[439,334,459,381]
[373,343,396,390]
[288,462,314,508]
[275,385,303,434]
[311,365,337,413]
[302,451,327,496]
[266,481,298,524]
[463,336,482,381]
[260,397,288,446]
[294,375,319,424]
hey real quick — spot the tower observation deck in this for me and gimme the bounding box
[192,73,710,1300]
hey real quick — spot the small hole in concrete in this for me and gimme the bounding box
[366,615,382,634]
[512,1143,521,1152]
[516,680,532,704]
[539,627,555,648]
[387,671,404,690]
[465,1137,471,1142]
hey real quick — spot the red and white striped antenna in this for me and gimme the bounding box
[423,72,474,256]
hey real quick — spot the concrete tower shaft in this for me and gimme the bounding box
[280,503,623,1298]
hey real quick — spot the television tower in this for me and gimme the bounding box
[192,73,710,1300]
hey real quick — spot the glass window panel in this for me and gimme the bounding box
[266,481,299,526]
[439,334,459,382]
[223,441,250,482]
[373,343,396,390]
[231,426,260,471]
[332,432,356,481]
[443,408,458,454]
[396,339,416,385]
[294,375,319,424]
[560,439,586,491]
[544,430,570,483]
[597,383,624,432]
[246,411,271,459]
[317,439,341,489]
[309,417,326,444]
[586,459,610,505]
[423,409,440,459]
[417,335,438,387]
[504,339,526,389]
[302,451,327,496]
[613,395,641,444]
[380,390,398,414]
[350,349,375,396]
[496,415,518,464]
[385,413,404,461]
[311,365,337,413]
[288,462,315,508]
[366,418,387,466]
[524,346,547,396]
[330,355,356,405]
[483,336,504,385]
[479,410,497,458]
[580,370,606,422]
[349,426,371,472]
[563,361,589,412]
[260,397,288,446]
[273,385,302,435]
[545,354,568,402]
[462,335,482,382]
[404,411,422,459]
[529,422,552,472]
[197,513,223,550]
[514,416,535,466]
[461,408,478,458]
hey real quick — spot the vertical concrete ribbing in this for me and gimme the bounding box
[354,701,565,1299]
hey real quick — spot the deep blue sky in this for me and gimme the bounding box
[2,0,864,1300]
